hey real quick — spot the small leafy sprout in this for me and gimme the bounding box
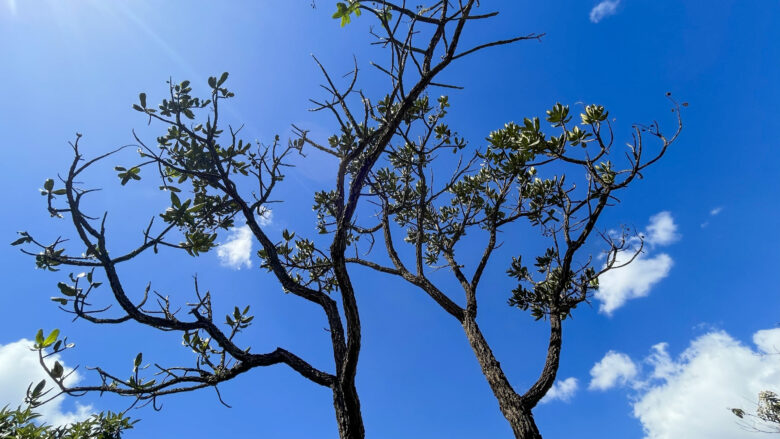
[27,379,47,403]
[114,166,141,185]
[225,305,254,332]
[332,1,361,26]
[34,328,60,349]
[134,352,143,371]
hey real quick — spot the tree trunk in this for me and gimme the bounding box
[332,380,365,439]
[462,316,543,438]
[505,409,543,439]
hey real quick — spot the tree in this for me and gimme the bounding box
[732,390,780,433]
[315,3,683,438]
[12,2,542,438]
[0,379,135,439]
[346,96,682,438]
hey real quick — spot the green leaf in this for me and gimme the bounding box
[51,297,68,305]
[10,237,28,246]
[333,1,360,26]
[332,2,347,18]
[217,72,229,86]
[32,380,45,397]
[170,192,181,208]
[43,179,54,191]
[381,9,392,21]
[134,352,143,368]
[57,282,78,297]
[52,189,67,195]
[51,361,64,379]
[208,76,217,88]
[35,329,44,346]
[42,329,59,348]
[139,93,147,108]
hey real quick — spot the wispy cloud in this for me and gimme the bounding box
[702,206,724,227]
[591,328,780,438]
[5,0,16,15]
[595,212,679,315]
[541,377,579,404]
[589,0,620,23]
[0,339,93,426]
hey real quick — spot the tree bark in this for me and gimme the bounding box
[509,411,543,439]
[332,380,365,439]
[462,316,543,439]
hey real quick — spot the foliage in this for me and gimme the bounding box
[332,1,362,27]
[732,390,780,433]
[0,377,135,439]
[10,2,682,439]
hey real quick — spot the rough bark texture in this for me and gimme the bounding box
[333,381,365,439]
[511,412,543,439]
[462,316,548,439]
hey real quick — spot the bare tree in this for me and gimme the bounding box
[13,2,541,438]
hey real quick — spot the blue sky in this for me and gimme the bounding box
[1,1,779,438]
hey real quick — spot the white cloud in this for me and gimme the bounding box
[753,328,780,354]
[216,211,271,269]
[645,343,679,381]
[644,211,680,247]
[589,351,639,391]
[702,207,723,227]
[5,0,17,15]
[0,339,93,427]
[589,0,620,23]
[595,212,678,315]
[590,328,780,438]
[596,252,673,315]
[541,377,579,404]
[217,225,254,269]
